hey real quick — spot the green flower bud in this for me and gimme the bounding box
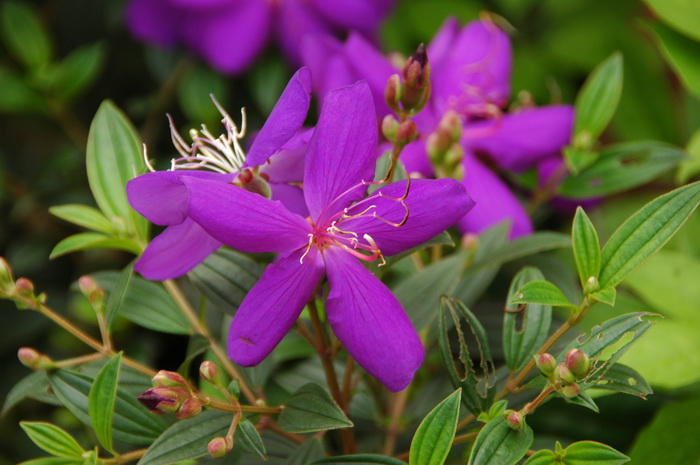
[152,370,189,388]
[503,409,523,430]
[535,353,557,378]
[381,114,399,142]
[0,257,14,293]
[560,383,581,398]
[18,347,55,370]
[384,74,402,113]
[555,363,576,384]
[583,276,599,294]
[565,349,591,378]
[177,397,203,419]
[200,361,221,385]
[208,436,234,459]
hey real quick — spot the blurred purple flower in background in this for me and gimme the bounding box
[127,68,312,279]
[125,0,394,74]
[302,18,575,239]
[181,82,474,391]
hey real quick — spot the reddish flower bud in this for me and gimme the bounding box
[536,353,557,378]
[384,74,402,113]
[396,120,418,146]
[177,397,203,419]
[400,44,431,113]
[565,349,591,378]
[504,409,523,430]
[200,361,220,385]
[138,387,190,414]
[381,114,399,141]
[78,275,105,308]
[15,278,35,298]
[560,383,581,398]
[208,436,234,459]
[555,364,577,384]
[18,347,55,370]
[152,370,189,388]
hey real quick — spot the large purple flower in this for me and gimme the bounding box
[180,81,474,391]
[127,68,312,280]
[125,0,394,74]
[302,19,574,239]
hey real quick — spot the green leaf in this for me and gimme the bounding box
[236,417,267,459]
[468,232,572,274]
[177,334,210,376]
[50,233,142,258]
[562,389,599,413]
[0,2,51,71]
[438,298,496,416]
[564,147,599,175]
[18,458,83,465]
[509,280,578,309]
[573,52,623,142]
[590,287,616,306]
[86,100,148,240]
[599,181,700,289]
[88,353,122,453]
[409,389,461,465]
[51,43,105,101]
[0,66,45,113]
[2,371,51,416]
[677,128,700,184]
[248,57,289,114]
[20,422,85,458]
[572,208,601,288]
[558,141,685,199]
[378,231,455,270]
[94,270,191,335]
[585,363,652,398]
[48,369,167,445]
[562,441,629,464]
[177,64,228,124]
[312,455,407,465]
[188,247,263,314]
[285,437,325,465]
[523,450,556,465]
[138,410,230,465]
[278,383,353,433]
[647,21,700,99]
[503,268,552,372]
[644,0,700,42]
[467,416,533,465]
[49,204,115,234]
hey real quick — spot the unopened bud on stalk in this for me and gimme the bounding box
[461,233,479,252]
[78,275,105,308]
[535,353,557,378]
[504,409,523,430]
[177,397,203,419]
[560,383,581,398]
[15,278,35,298]
[555,363,576,384]
[0,257,14,293]
[438,110,462,141]
[381,114,399,141]
[18,347,55,370]
[208,436,234,459]
[565,349,591,378]
[200,361,220,385]
[237,169,271,199]
[396,120,418,146]
[400,44,431,113]
[138,387,191,414]
[583,276,599,295]
[152,370,189,388]
[385,74,402,113]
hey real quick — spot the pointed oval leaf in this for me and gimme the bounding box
[599,181,700,289]
[278,383,353,433]
[0,66,45,112]
[573,52,623,141]
[523,450,557,465]
[562,441,629,465]
[590,287,616,306]
[409,389,461,465]
[19,422,85,459]
[86,100,148,239]
[509,280,578,309]
[644,0,700,42]
[50,233,142,259]
[584,363,652,398]
[572,208,601,288]
[2,371,51,416]
[88,353,122,453]
[467,416,533,465]
[562,389,599,413]
[49,204,115,235]
[312,455,408,465]
[647,22,700,100]
[17,458,83,465]
[286,437,325,465]
[138,410,230,465]
[503,267,552,372]
[236,417,267,459]
[0,2,51,70]
[48,370,167,445]
[51,42,106,101]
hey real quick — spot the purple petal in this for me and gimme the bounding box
[229,248,325,366]
[275,0,334,66]
[324,247,424,392]
[244,68,312,168]
[458,152,532,239]
[427,17,460,70]
[135,218,221,280]
[182,176,311,253]
[304,81,378,223]
[398,139,435,178]
[311,0,393,32]
[127,171,234,226]
[269,183,309,218]
[341,178,474,256]
[465,105,575,172]
[300,34,346,100]
[125,0,182,47]
[259,128,313,184]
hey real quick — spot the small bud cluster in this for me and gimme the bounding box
[138,370,202,419]
[536,349,592,399]
[427,111,464,179]
[384,44,431,117]
[208,435,234,459]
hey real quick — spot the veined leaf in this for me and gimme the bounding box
[572,208,601,288]
[561,441,629,464]
[313,455,408,465]
[236,418,267,459]
[278,383,353,433]
[50,233,142,258]
[49,204,115,234]
[573,52,623,142]
[585,363,652,398]
[51,42,105,101]
[286,437,325,465]
[19,422,85,459]
[2,371,51,416]
[409,389,461,465]
[509,280,578,310]
[88,353,122,453]
[467,416,533,465]
[644,0,700,42]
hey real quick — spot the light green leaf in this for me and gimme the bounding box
[18,458,83,465]
[50,232,142,258]
[88,353,122,453]
[509,280,578,309]
[409,389,461,465]
[523,450,556,465]
[590,287,616,306]
[247,57,289,114]
[572,208,601,288]
[677,128,700,184]
[278,383,353,433]
[503,268,552,372]
[644,0,700,42]
[51,43,105,101]
[236,418,267,459]
[468,232,572,274]
[648,21,700,99]
[86,100,148,240]
[599,181,700,289]
[0,2,51,71]
[573,52,623,142]
[313,455,407,465]
[19,422,85,458]
[564,147,599,175]
[467,416,533,465]
[138,410,230,465]
[562,441,629,464]
[49,204,115,234]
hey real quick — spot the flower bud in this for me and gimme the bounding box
[400,44,431,113]
[555,364,576,384]
[78,275,105,308]
[381,114,399,141]
[152,370,188,388]
[138,387,190,414]
[208,436,234,459]
[0,257,14,293]
[583,276,599,295]
[565,349,591,378]
[460,233,479,252]
[426,131,451,164]
[437,110,462,142]
[384,74,402,113]
[503,409,523,430]
[200,361,220,385]
[444,143,464,168]
[560,383,581,398]
[396,120,418,146]
[15,278,35,298]
[177,397,203,419]
[535,353,557,378]
[18,347,55,370]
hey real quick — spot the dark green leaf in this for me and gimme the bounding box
[49,204,115,235]
[562,441,629,464]
[247,57,289,114]
[285,437,325,465]
[51,43,105,101]
[509,280,578,309]
[590,287,616,306]
[88,353,122,453]
[409,389,461,465]
[585,363,652,398]
[562,389,599,413]
[177,334,210,376]
[236,418,267,459]
[188,248,263,314]
[379,231,455,270]
[558,141,686,199]
[572,208,601,288]
[48,370,167,445]
[177,64,228,124]
[0,66,45,112]
[313,455,407,465]
[278,383,353,433]
[86,100,148,240]
[50,233,142,258]
[438,298,496,416]
[19,422,85,458]
[138,410,230,465]
[503,268,552,372]
[467,416,533,465]
[2,371,51,416]
[647,22,700,100]
[573,52,623,142]
[0,2,51,70]
[599,181,700,288]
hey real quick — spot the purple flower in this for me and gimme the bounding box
[302,19,575,239]
[125,0,394,74]
[180,81,475,391]
[127,68,312,280]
